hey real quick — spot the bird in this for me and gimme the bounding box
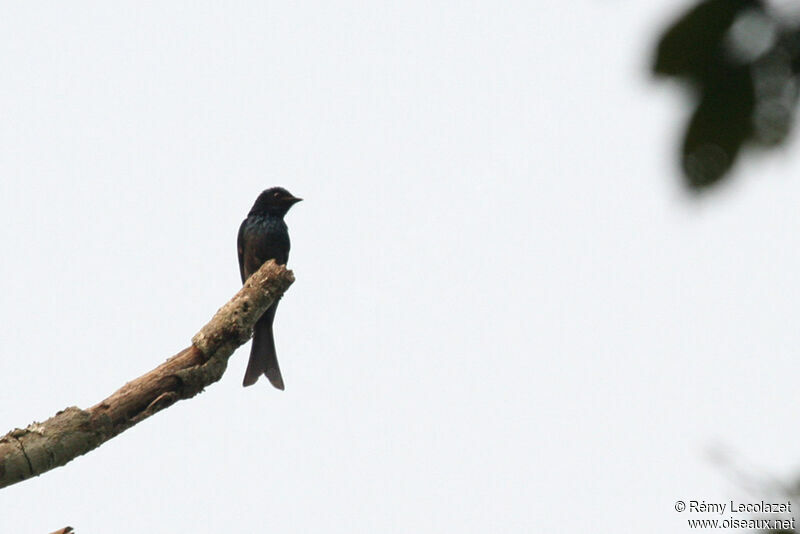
[237,187,302,388]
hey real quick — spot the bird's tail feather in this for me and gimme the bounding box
[242,306,284,389]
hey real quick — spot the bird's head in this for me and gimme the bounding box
[249,187,303,217]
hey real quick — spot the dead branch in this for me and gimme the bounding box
[0,260,294,490]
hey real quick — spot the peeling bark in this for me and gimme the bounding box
[0,260,294,490]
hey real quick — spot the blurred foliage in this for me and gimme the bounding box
[654,0,800,189]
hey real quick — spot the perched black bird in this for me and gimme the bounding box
[238,187,302,388]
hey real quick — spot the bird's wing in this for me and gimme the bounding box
[237,219,247,283]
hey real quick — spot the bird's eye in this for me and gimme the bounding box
[273,192,280,198]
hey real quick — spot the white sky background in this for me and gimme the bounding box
[2,1,800,532]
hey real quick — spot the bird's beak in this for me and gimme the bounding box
[286,196,303,205]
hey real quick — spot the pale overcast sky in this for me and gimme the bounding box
[2,2,800,533]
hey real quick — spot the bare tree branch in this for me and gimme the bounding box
[0,260,294,490]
